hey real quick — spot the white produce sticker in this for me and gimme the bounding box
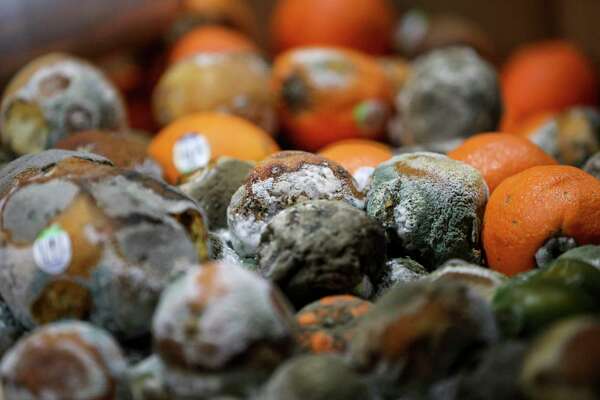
[172,133,211,174]
[33,224,72,275]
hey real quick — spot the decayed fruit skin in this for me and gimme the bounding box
[180,157,254,231]
[152,261,298,399]
[296,295,372,355]
[153,53,276,133]
[272,47,393,151]
[0,150,208,338]
[349,280,498,392]
[257,200,385,306]
[227,151,364,257]
[0,53,127,156]
[261,354,372,400]
[149,113,279,184]
[366,152,488,270]
[483,165,600,276]
[492,258,600,338]
[394,10,496,61]
[271,0,396,55]
[373,257,427,299]
[0,321,128,400]
[0,299,24,358]
[55,130,163,180]
[501,40,599,132]
[520,316,600,400]
[391,47,501,146]
[448,132,557,193]
[583,152,600,179]
[555,245,600,269]
[518,107,600,166]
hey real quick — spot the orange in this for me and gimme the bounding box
[448,133,557,193]
[272,47,393,151]
[501,40,598,132]
[319,139,392,174]
[483,165,600,276]
[271,0,396,55]
[148,113,279,183]
[169,26,258,64]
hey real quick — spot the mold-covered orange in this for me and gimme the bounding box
[448,133,557,192]
[483,166,600,276]
[172,0,259,40]
[271,0,396,55]
[153,52,276,133]
[273,47,393,151]
[148,113,279,183]
[169,26,259,64]
[501,41,599,133]
[296,295,372,354]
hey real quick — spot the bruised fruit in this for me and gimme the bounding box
[0,150,208,338]
[1,321,128,400]
[227,151,364,257]
[152,261,298,398]
[257,200,385,306]
[273,47,393,151]
[367,152,488,270]
[0,53,127,156]
[153,53,276,133]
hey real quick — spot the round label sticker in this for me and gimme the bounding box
[33,224,72,275]
[172,133,211,174]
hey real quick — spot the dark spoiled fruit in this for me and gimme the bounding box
[366,152,488,270]
[257,200,385,306]
[296,295,372,354]
[227,151,364,257]
[261,354,372,400]
[0,150,208,338]
[55,130,163,180]
[583,152,600,179]
[0,298,24,358]
[349,280,498,393]
[180,157,254,230]
[390,47,501,146]
[0,321,128,400]
[520,317,600,400]
[152,261,298,398]
[0,53,127,156]
[373,257,427,299]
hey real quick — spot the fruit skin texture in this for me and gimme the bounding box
[170,26,258,64]
[148,113,279,184]
[393,47,501,146]
[483,165,600,276]
[366,152,488,270]
[448,132,557,192]
[318,139,392,174]
[272,47,393,151]
[271,0,396,55]
[501,40,599,132]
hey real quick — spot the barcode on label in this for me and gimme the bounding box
[173,133,211,174]
[32,224,72,275]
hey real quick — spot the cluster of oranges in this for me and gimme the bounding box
[3,0,600,278]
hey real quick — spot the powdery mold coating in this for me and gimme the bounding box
[227,151,364,257]
[0,53,127,156]
[392,46,501,146]
[426,259,507,302]
[524,107,600,167]
[583,152,600,179]
[366,152,488,270]
[373,257,427,299]
[261,354,372,400]
[257,199,385,306]
[0,150,208,339]
[349,280,498,389]
[0,321,128,400]
[180,157,254,230]
[296,295,372,355]
[152,261,298,398]
[153,53,277,134]
[55,130,163,180]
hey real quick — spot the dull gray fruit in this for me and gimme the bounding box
[583,152,600,179]
[257,200,386,306]
[373,257,427,299]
